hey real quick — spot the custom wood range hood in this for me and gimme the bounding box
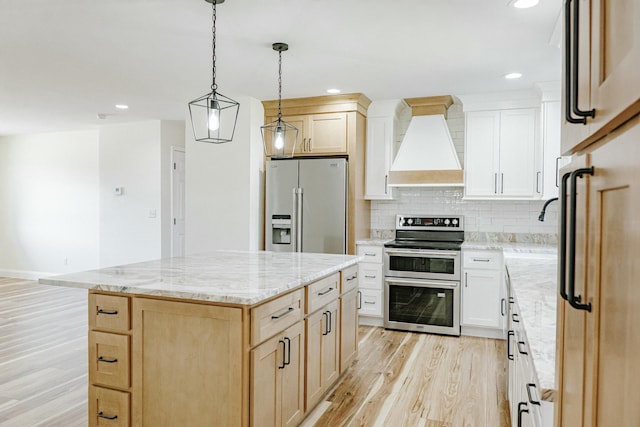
[388,95,464,187]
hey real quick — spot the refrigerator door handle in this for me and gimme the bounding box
[296,188,303,252]
[291,187,298,252]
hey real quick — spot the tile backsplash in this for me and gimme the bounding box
[370,187,558,240]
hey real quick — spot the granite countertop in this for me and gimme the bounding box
[355,239,391,246]
[504,252,558,401]
[39,250,361,306]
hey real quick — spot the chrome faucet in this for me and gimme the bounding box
[538,197,558,221]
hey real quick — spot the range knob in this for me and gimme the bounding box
[444,219,450,225]
[452,218,459,226]
[407,218,413,225]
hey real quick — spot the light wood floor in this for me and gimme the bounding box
[0,278,509,427]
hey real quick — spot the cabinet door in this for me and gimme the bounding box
[305,309,324,410]
[131,299,243,427]
[340,289,358,373]
[264,115,306,158]
[462,269,502,328]
[541,101,563,199]
[358,289,383,317]
[321,300,340,389]
[582,121,640,426]
[307,113,348,154]
[464,111,500,197]
[280,322,305,427]
[555,156,590,427]
[251,334,282,427]
[365,116,393,200]
[499,109,538,197]
[589,0,640,145]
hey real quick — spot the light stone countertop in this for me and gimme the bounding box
[504,252,558,399]
[463,241,557,254]
[355,239,391,246]
[39,250,361,306]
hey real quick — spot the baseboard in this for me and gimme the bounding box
[359,315,384,327]
[0,269,56,281]
[461,325,506,340]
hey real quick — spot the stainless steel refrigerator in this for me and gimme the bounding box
[266,158,348,254]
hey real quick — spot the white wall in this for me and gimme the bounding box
[99,121,162,267]
[185,96,264,254]
[160,120,186,258]
[0,130,100,277]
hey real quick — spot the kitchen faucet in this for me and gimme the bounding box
[538,197,558,221]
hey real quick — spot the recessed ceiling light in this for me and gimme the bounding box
[115,104,129,110]
[326,89,341,94]
[512,0,539,9]
[504,72,523,80]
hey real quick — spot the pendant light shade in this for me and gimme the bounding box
[261,42,298,158]
[188,0,239,144]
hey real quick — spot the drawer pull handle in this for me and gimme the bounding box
[526,383,541,405]
[507,331,515,361]
[97,412,118,420]
[271,307,294,320]
[97,308,118,315]
[512,313,520,323]
[517,402,529,427]
[472,258,490,262]
[346,275,357,281]
[283,337,291,366]
[357,291,362,309]
[97,356,118,363]
[364,301,376,305]
[317,287,334,296]
[364,275,376,279]
[278,340,286,369]
[364,253,376,256]
[517,340,528,355]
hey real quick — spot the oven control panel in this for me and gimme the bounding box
[396,215,463,230]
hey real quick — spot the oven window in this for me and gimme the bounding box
[388,284,454,327]
[389,255,455,275]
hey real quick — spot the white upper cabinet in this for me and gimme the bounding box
[541,100,571,199]
[464,108,541,199]
[364,100,405,200]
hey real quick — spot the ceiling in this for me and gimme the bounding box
[0,0,562,136]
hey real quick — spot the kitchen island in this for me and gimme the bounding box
[40,250,361,427]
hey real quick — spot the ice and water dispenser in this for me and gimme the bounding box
[271,215,292,245]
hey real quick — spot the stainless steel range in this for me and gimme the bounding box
[384,215,464,336]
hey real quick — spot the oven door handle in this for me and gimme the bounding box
[384,249,460,258]
[385,278,459,289]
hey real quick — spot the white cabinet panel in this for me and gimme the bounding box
[358,289,383,317]
[462,269,502,328]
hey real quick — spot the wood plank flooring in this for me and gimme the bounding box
[0,278,509,426]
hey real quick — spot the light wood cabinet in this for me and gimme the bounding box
[305,298,340,411]
[561,0,640,154]
[464,109,541,199]
[461,250,505,337]
[264,113,347,157]
[556,118,640,427]
[251,321,305,427]
[87,264,359,427]
[131,298,244,427]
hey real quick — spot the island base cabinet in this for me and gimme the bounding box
[131,298,244,427]
[251,322,305,427]
[340,288,358,373]
[89,385,130,427]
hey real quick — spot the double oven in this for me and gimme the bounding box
[384,215,463,336]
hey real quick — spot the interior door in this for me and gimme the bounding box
[298,158,347,254]
[171,148,186,257]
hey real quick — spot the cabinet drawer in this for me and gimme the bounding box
[89,294,130,332]
[463,250,502,270]
[358,289,383,317]
[341,265,359,294]
[307,273,340,314]
[251,289,303,347]
[89,385,130,427]
[89,331,130,390]
[358,264,383,290]
[356,245,383,264]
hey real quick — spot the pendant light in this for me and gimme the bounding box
[261,42,298,158]
[188,0,239,144]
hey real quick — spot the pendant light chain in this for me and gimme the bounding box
[277,49,283,121]
[211,1,217,92]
